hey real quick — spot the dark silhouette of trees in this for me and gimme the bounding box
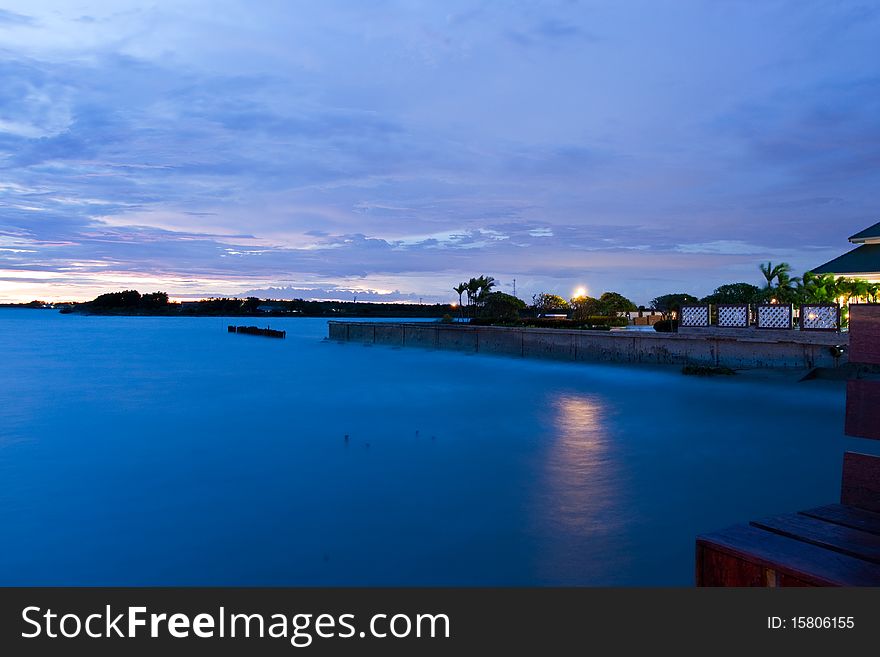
[597,292,637,314]
[90,290,143,309]
[650,293,700,316]
[462,275,497,317]
[453,282,468,319]
[480,292,526,322]
[569,295,601,320]
[701,283,761,305]
[532,293,569,313]
[141,291,169,308]
[86,290,168,311]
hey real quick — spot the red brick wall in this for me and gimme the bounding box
[849,304,880,365]
[845,379,880,440]
[840,451,880,512]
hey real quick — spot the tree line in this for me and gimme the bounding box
[61,291,453,317]
[649,261,879,316]
[451,277,637,326]
[531,291,637,319]
[472,260,879,329]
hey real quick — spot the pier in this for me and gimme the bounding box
[327,321,848,370]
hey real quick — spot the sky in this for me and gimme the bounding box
[1,1,879,305]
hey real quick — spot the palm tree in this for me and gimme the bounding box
[453,283,467,319]
[759,262,775,288]
[759,261,793,288]
[800,272,840,304]
[466,278,481,317]
[838,277,870,307]
[774,270,801,306]
[834,278,863,328]
[475,275,496,302]
[461,275,498,317]
[776,270,801,289]
[850,278,870,304]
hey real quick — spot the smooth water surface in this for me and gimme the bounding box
[1,309,873,585]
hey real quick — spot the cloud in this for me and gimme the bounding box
[505,17,595,48]
[0,0,877,304]
[237,285,428,302]
[750,197,844,210]
[0,9,33,25]
[674,240,806,256]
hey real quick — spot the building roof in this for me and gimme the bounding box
[811,244,880,275]
[849,221,880,244]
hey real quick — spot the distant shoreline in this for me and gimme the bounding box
[0,301,452,319]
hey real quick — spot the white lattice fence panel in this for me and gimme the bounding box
[680,305,709,327]
[756,304,792,329]
[717,305,749,328]
[801,304,839,330]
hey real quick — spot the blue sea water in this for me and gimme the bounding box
[0,309,874,585]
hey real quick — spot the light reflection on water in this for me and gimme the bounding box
[544,395,612,535]
[529,394,628,583]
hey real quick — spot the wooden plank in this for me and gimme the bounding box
[845,380,880,440]
[697,543,815,586]
[848,304,880,365]
[777,572,815,587]
[750,514,880,564]
[800,504,880,536]
[696,543,766,586]
[841,451,880,512]
[696,524,880,586]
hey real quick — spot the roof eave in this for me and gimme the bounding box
[847,221,880,243]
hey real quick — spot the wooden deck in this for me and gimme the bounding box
[697,502,880,586]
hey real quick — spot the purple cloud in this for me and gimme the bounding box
[0,1,878,304]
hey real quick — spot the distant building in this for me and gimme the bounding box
[624,310,663,326]
[811,221,880,282]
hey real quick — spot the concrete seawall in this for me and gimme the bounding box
[328,321,850,369]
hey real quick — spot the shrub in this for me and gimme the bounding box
[580,315,628,327]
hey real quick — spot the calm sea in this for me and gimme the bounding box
[1,309,873,585]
